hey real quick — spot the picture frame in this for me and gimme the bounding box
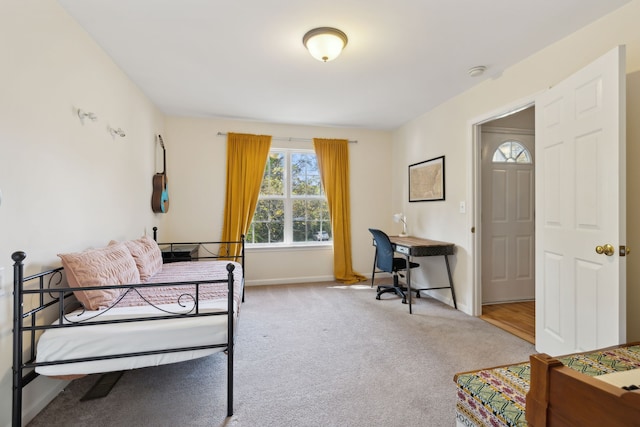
[409,155,445,202]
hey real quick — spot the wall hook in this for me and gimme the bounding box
[108,126,126,138]
[77,109,98,123]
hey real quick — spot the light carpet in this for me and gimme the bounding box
[27,281,535,427]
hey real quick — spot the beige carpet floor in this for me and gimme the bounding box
[27,281,535,427]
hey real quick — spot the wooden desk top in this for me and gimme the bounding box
[388,235,455,257]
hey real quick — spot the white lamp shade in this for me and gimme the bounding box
[303,27,348,62]
[393,213,408,236]
[393,213,405,223]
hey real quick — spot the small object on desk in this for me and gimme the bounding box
[161,244,199,263]
[393,213,408,237]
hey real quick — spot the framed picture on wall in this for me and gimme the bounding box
[409,155,445,202]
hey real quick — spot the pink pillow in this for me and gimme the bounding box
[58,242,140,310]
[122,236,163,281]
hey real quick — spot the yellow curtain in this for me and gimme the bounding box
[313,138,366,284]
[220,132,272,258]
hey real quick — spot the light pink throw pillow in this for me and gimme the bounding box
[58,242,140,310]
[122,235,163,282]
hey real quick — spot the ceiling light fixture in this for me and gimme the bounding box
[303,27,348,62]
[468,65,487,77]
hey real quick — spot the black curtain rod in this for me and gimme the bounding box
[216,132,357,144]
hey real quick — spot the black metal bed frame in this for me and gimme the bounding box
[12,233,245,427]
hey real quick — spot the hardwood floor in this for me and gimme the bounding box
[480,301,535,344]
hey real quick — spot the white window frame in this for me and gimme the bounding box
[248,148,331,247]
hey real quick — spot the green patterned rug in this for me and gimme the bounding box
[455,345,640,427]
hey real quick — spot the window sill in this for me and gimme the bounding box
[246,243,333,252]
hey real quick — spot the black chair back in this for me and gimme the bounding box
[369,228,395,273]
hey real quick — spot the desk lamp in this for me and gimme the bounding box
[393,213,408,237]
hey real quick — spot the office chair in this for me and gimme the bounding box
[368,228,420,303]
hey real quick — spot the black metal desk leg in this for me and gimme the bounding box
[406,253,413,314]
[444,255,457,309]
[371,248,377,288]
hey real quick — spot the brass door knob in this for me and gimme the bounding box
[595,244,615,256]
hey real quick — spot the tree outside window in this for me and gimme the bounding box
[247,149,331,245]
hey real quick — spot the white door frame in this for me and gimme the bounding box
[468,95,540,316]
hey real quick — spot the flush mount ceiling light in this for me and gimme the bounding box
[302,27,348,62]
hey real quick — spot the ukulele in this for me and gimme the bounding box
[151,135,169,213]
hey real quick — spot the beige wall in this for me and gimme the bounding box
[163,117,393,285]
[4,0,640,425]
[392,1,640,338]
[0,3,392,423]
[0,1,165,425]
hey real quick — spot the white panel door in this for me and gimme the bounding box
[481,131,535,303]
[535,46,626,356]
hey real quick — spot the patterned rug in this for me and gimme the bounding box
[454,345,640,427]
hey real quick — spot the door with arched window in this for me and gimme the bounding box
[481,130,535,303]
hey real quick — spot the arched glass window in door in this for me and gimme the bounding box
[492,140,532,164]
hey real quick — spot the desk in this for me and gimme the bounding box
[381,236,456,314]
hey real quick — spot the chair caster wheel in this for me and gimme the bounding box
[376,295,381,300]
[402,299,407,304]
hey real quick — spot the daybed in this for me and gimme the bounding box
[12,232,244,427]
[454,342,640,426]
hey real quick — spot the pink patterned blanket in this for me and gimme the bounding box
[115,260,243,309]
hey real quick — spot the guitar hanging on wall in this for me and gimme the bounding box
[151,135,169,213]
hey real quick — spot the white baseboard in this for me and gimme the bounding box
[19,377,67,426]
[246,275,336,286]
[417,288,470,315]
[417,288,454,305]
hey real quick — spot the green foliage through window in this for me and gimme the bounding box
[247,149,331,245]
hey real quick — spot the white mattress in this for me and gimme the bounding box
[35,260,242,376]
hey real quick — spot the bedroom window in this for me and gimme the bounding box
[247,149,331,245]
